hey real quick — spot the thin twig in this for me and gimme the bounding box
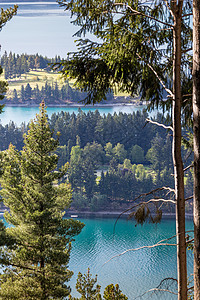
[134,288,177,299]
[103,242,177,265]
[183,164,193,172]
[185,195,193,201]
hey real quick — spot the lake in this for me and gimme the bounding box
[0,3,193,299]
[1,215,194,299]
[0,105,148,126]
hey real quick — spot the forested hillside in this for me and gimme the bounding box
[0,109,193,213]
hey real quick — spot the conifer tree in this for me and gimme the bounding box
[0,102,84,299]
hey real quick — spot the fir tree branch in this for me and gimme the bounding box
[114,3,172,27]
[136,53,174,98]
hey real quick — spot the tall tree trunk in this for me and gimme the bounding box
[172,2,187,299]
[193,1,200,299]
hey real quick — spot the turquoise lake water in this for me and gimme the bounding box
[0,3,194,299]
[1,216,194,299]
[0,105,147,126]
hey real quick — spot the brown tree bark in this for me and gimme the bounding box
[193,0,200,299]
[172,1,187,299]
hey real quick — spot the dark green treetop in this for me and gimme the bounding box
[0,102,84,299]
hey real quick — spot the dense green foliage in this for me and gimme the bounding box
[0,109,192,212]
[69,269,127,300]
[10,81,86,104]
[0,103,84,299]
[58,0,192,123]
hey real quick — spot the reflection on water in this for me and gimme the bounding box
[69,218,193,300]
[0,215,194,299]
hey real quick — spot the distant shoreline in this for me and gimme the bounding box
[0,209,193,220]
[65,211,193,220]
[4,102,145,108]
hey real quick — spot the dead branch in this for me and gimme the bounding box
[183,164,193,172]
[105,231,193,265]
[185,195,193,201]
[113,186,175,234]
[182,48,193,54]
[146,118,173,131]
[134,288,177,299]
[103,241,177,266]
[133,198,176,210]
[182,13,193,17]
[134,277,178,299]
[136,53,174,98]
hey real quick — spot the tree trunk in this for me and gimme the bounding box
[172,2,187,299]
[193,1,200,299]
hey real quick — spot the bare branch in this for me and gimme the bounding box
[114,3,173,27]
[185,195,193,201]
[105,231,193,265]
[103,241,177,265]
[134,288,177,299]
[182,13,193,17]
[136,53,174,98]
[183,164,193,172]
[182,48,192,54]
[134,198,176,208]
[146,118,173,131]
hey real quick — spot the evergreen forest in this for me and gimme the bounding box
[0,109,193,214]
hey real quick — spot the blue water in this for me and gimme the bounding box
[1,216,194,299]
[66,218,194,299]
[0,105,147,125]
[66,219,193,300]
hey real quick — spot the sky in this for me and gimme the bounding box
[0,1,80,58]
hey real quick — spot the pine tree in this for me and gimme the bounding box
[0,102,84,299]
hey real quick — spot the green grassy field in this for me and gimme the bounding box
[6,70,65,91]
[1,69,133,98]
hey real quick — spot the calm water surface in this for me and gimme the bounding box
[0,5,193,299]
[0,105,147,126]
[68,218,193,299]
[2,216,194,299]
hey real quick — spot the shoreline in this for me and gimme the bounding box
[65,211,193,220]
[3,102,145,108]
[0,209,193,220]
